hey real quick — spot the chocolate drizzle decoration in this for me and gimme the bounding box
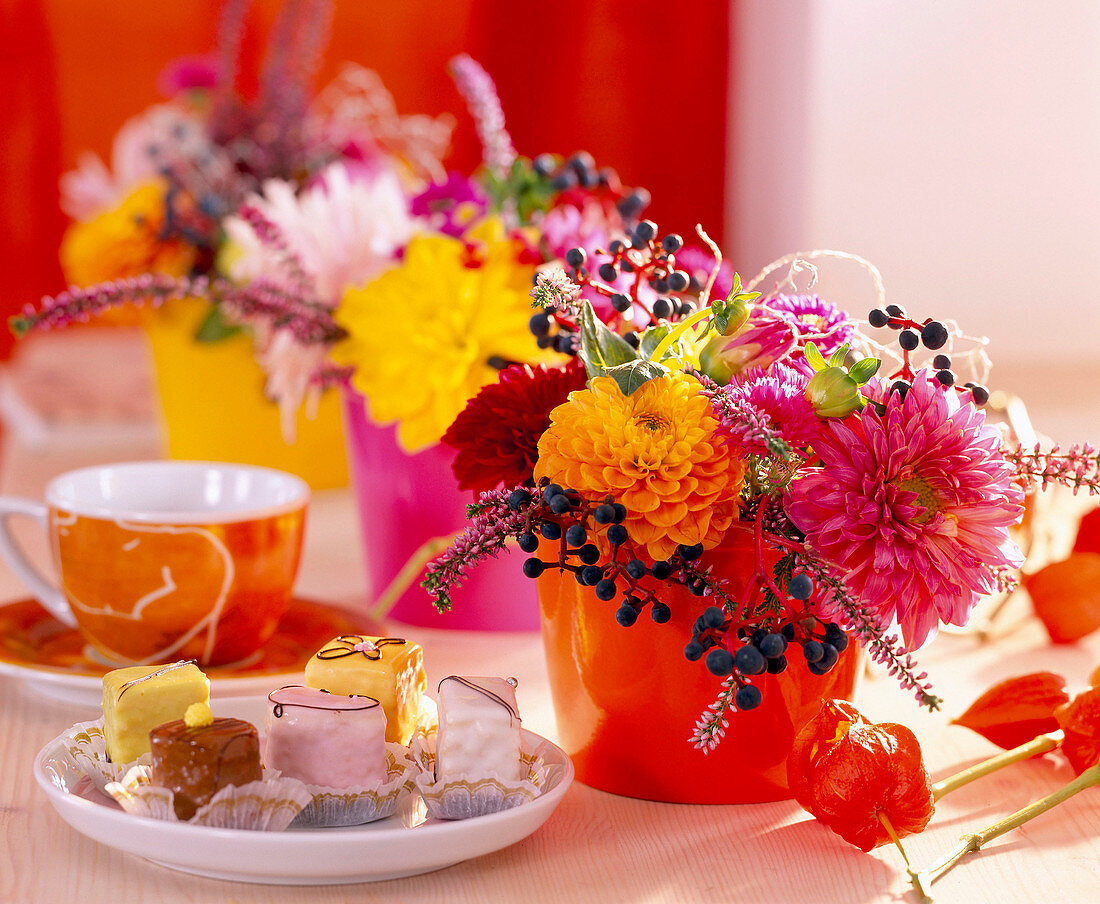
[315,635,406,661]
[268,685,381,718]
[438,676,521,724]
[117,660,197,699]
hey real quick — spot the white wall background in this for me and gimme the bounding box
[730,0,1100,374]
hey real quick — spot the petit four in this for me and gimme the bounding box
[149,702,263,820]
[436,676,524,782]
[101,660,209,764]
[264,686,387,789]
[304,635,426,744]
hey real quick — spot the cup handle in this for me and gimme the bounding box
[0,497,75,627]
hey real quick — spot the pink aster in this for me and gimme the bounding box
[720,363,820,452]
[766,293,856,366]
[785,370,1025,649]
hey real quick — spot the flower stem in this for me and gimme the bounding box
[370,532,460,620]
[917,763,1100,889]
[648,305,713,362]
[932,731,1063,801]
[878,811,931,903]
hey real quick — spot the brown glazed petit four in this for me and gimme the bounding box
[149,702,263,820]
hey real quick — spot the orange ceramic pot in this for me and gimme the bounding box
[537,531,861,803]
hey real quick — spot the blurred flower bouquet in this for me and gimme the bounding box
[416,219,1100,757]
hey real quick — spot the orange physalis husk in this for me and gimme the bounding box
[1072,507,1100,555]
[1024,552,1100,643]
[1054,685,1100,775]
[788,700,935,852]
[952,672,1070,749]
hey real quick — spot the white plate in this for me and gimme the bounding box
[33,696,574,884]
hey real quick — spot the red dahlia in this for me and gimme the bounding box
[443,360,588,493]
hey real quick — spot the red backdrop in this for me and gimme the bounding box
[0,0,729,360]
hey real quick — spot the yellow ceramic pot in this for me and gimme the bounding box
[144,299,348,490]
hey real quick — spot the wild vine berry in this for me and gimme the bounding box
[679,542,704,561]
[651,603,672,623]
[651,560,672,579]
[824,624,850,651]
[626,559,647,579]
[932,354,951,370]
[517,532,539,553]
[868,308,889,328]
[935,369,955,387]
[564,247,586,268]
[661,233,683,252]
[611,504,628,523]
[920,320,949,349]
[684,639,704,661]
[788,573,814,600]
[899,329,919,351]
[607,524,629,545]
[735,684,763,710]
[702,606,726,628]
[507,489,532,510]
[766,654,788,675]
[705,647,734,676]
[578,543,600,564]
[966,382,990,406]
[580,565,603,585]
[593,504,615,524]
[734,645,766,676]
[758,633,787,658]
[522,558,545,578]
[594,578,618,601]
[804,641,825,663]
[549,494,572,515]
[616,604,638,627]
[565,523,587,547]
[540,521,562,540]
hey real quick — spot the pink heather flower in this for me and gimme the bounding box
[720,363,820,451]
[785,370,1025,649]
[766,293,856,366]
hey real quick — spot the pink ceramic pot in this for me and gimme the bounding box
[341,387,540,631]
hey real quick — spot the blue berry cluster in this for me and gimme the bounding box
[681,572,850,710]
[868,305,989,406]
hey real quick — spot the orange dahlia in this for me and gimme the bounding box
[534,372,747,559]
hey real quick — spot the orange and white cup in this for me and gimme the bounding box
[0,461,308,666]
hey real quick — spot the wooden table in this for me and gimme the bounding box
[2,338,1099,904]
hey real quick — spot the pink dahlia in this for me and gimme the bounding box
[720,363,820,452]
[785,371,1025,648]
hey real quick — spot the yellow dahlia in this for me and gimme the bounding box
[534,372,747,559]
[60,180,196,287]
[333,218,553,451]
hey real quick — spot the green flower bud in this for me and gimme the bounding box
[718,297,751,336]
[805,366,865,418]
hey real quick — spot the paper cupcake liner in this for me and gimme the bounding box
[290,743,418,828]
[55,718,151,795]
[409,731,564,820]
[105,765,313,831]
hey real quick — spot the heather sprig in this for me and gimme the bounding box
[691,676,738,753]
[788,548,942,710]
[11,276,345,346]
[449,54,516,179]
[530,269,582,317]
[1005,442,1100,495]
[421,487,529,613]
[700,373,793,461]
[235,203,314,291]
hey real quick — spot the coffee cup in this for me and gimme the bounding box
[0,461,309,666]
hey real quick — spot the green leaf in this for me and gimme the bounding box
[639,324,673,359]
[194,306,241,343]
[604,359,668,395]
[579,302,639,377]
[827,343,850,367]
[804,341,827,372]
[848,356,882,385]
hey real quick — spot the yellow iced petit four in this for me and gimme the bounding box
[102,661,209,763]
[304,635,425,744]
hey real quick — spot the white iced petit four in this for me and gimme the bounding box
[435,676,524,783]
[264,686,387,789]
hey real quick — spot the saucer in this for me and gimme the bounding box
[0,597,374,706]
[35,696,574,884]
